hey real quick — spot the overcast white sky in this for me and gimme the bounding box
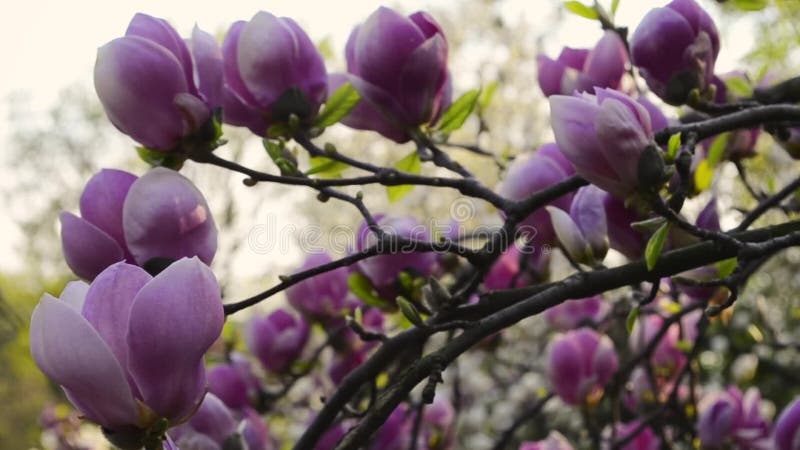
[0,0,754,273]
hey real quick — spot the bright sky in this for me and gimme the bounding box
[0,0,755,273]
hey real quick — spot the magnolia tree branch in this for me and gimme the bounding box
[291,220,800,449]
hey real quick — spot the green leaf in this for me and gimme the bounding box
[436,89,481,133]
[725,76,753,98]
[694,160,715,192]
[707,132,730,166]
[386,151,422,203]
[264,139,299,176]
[630,217,667,232]
[645,222,671,271]
[564,1,599,19]
[715,257,738,277]
[610,0,621,16]
[667,132,682,162]
[674,339,693,352]
[136,147,186,170]
[397,296,426,328]
[347,273,390,309]
[266,123,291,138]
[479,81,498,111]
[306,156,349,178]
[314,82,361,128]
[731,0,768,11]
[626,306,639,334]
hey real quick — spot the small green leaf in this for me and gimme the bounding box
[479,81,498,111]
[715,257,738,277]
[626,306,639,334]
[436,89,481,133]
[674,339,693,352]
[725,76,753,98]
[136,147,186,170]
[386,151,422,203]
[306,156,349,178]
[314,82,361,128]
[564,1,599,19]
[610,0,621,16]
[667,132,682,162]
[347,273,390,309]
[397,296,426,328]
[645,222,671,271]
[631,217,667,232]
[731,0,768,11]
[266,123,291,138]
[264,139,299,176]
[694,159,715,192]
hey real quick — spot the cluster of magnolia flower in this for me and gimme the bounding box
[28,0,800,449]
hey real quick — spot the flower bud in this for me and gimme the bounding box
[95,14,222,151]
[547,328,618,405]
[207,363,252,410]
[340,7,450,142]
[697,386,771,449]
[122,167,217,268]
[182,393,238,446]
[544,295,609,331]
[520,431,574,450]
[775,397,800,450]
[246,308,309,373]
[61,168,217,280]
[547,185,609,265]
[550,88,659,199]
[629,314,691,379]
[537,31,628,97]
[497,144,575,245]
[630,0,720,105]
[286,252,350,323]
[29,259,224,440]
[221,12,327,135]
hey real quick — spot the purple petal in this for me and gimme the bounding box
[397,34,448,125]
[127,257,224,421]
[207,364,251,410]
[60,281,90,311]
[547,336,585,405]
[408,11,444,40]
[775,398,800,450]
[547,206,588,263]
[79,169,137,253]
[82,263,152,379]
[126,13,196,94]
[30,294,138,428]
[123,167,217,266]
[570,185,609,259]
[348,75,412,138]
[352,7,426,88]
[696,196,720,231]
[222,21,260,106]
[594,97,651,188]
[237,12,321,109]
[584,31,627,89]
[221,85,269,135]
[60,212,125,281]
[345,25,360,71]
[558,47,590,70]
[188,393,237,444]
[191,26,224,109]
[94,36,191,150]
[334,74,409,142]
[537,55,567,97]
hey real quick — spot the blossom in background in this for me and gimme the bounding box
[697,386,772,449]
[246,308,310,373]
[547,185,609,265]
[547,327,619,405]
